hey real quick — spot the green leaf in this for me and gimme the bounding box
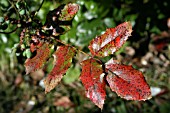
[0,17,4,23]
[63,65,80,84]
[23,48,32,58]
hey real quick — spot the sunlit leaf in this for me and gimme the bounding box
[80,58,106,109]
[44,46,76,93]
[25,42,51,74]
[105,59,152,100]
[88,21,132,57]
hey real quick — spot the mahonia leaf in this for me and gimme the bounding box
[59,3,79,21]
[105,59,152,100]
[88,22,132,57]
[80,58,106,110]
[44,46,76,93]
[25,42,51,74]
[43,3,79,36]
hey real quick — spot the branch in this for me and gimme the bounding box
[0,27,18,34]
[32,0,45,18]
[7,0,21,19]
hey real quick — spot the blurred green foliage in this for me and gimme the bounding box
[0,0,170,113]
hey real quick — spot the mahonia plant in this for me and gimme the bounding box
[0,2,151,110]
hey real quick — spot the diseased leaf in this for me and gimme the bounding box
[88,22,132,57]
[59,3,79,21]
[43,3,79,36]
[105,59,152,100]
[80,58,106,109]
[25,42,51,74]
[44,46,76,93]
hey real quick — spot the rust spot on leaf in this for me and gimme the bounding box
[105,61,152,101]
[80,58,106,110]
[25,42,51,74]
[44,46,76,93]
[89,22,132,57]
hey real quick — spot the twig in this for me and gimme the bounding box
[33,0,45,18]
[7,0,21,19]
[0,27,18,34]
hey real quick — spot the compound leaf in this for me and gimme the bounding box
[105,59,152,100]
[44,46,76,93]
[80,58,106,110]
[88,22,132,57]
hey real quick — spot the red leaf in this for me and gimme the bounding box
[53,96,74,108]
[152,31,170,52]
[105,59,152,100]
[44,46,76,93]
[59,3,79,21]
[43,3,79,36]
[88,22,132,57]
[25,42,51,74]
[80,58,106,109]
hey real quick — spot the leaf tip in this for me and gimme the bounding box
[126,21,133,35]
[147,95,152,100]
[43,78,54,94]
[98,105,104,111]
[141,92,152,101]
[24,61,32,75]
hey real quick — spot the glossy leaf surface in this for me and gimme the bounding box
[105,59,152,100]
[88,22,132,57]
[80,58,106,109]
[44,46,76,93]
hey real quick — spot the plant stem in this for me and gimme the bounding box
[33,0,45,17]
[7,0,21,19]
[0,27,18,34]
[55,38,91,57]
